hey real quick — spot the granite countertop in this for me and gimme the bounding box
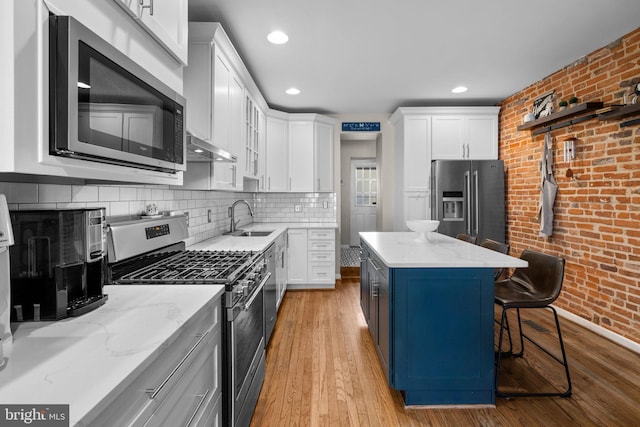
[0,285,224,425]
[189,222,338,252]
[359,232,528,268]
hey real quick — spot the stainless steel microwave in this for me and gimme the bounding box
[49,15,186,173]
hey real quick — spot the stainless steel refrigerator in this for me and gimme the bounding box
[431,160,505,243]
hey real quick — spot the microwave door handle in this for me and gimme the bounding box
[464,171,471,234]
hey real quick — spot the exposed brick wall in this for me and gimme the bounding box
[499,27,640,343]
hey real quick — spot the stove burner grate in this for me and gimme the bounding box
[114,250,256,284]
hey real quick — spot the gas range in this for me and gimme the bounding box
[105,216,266,308]
[105,214,271,427]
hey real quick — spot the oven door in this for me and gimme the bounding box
[49,15,186,173]
[226,276,268,426]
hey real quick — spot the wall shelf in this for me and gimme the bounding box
[597,103,640,127]
[517,102,603,135]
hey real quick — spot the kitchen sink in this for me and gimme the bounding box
[225,230,274,237]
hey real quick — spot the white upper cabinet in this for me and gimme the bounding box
[244,95,263,180]
[288,120,315,192]
[113,0,189,65]
[264,112,335,193]
[184,23,258,191]
[431,108,499,160]
[286,114,336,193]
[1,0,183,184]
[314,121,334,192]
[264,114,289,192]
[389,109,432,231]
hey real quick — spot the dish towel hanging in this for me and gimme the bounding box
[538,132,557,237]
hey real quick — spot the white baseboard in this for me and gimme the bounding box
[554,305,640,355]
[286,282,335,290]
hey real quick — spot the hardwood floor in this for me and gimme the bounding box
[250,277,640,426]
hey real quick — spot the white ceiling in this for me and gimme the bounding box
[188,0,640,114]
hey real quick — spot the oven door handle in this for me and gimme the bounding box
[245,272,271,311]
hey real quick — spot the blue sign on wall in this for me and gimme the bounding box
[341,122,381,132]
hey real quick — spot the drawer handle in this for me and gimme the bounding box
[145,329,211,399]
[184,389,210,427]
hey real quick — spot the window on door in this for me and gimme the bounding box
[355,165,377,207]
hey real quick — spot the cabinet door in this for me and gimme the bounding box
[377,263,390,381]
[184,40,213,142]
[287,229,308,284]
[265,117,289,192]
[213,52,231,152]
[245,96,261,178]
[289,121,314,192]
[113,0,188,65]
[404,191,430,223]
[367,257,379,345]
[314,122,333,192]
[359,243,370,322]
[466,115,498,159]
[229,73,245,190]
[431,116,465,160]
[404,117,431,191]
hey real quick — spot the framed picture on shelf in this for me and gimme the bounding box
[533,90,555,119]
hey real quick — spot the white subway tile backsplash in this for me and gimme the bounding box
[0,182,38,204]
[119,187,137,201]
[137,188,152,200]
[98,186,120,201]
[39,184,72,203]
[72,185,98,202]
[2,177,335,246]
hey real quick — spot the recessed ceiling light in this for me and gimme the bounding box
[194,148,203,153]
[286,88,300,95]
[451,86,468,94]
[267,31,289,44]
[77,82,91,89]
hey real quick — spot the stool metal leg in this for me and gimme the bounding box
[495,306,572,398]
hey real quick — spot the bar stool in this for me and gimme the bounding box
[456,233,477,244]
[480,238,509,280]
[494,249,572,398]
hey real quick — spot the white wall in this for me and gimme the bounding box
[329,113,394,250]
[339,139,376,246]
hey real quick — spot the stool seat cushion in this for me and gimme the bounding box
[495,278,556,308]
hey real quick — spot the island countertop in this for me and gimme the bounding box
[0,285,224,425]
[359,232,527,268]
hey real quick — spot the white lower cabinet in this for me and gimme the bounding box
[287,228,335,289]
[287,229,308,285]
[86,298,222,427]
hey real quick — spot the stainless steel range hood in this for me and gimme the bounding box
[186,133,237,163]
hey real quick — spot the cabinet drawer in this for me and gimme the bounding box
[193,394,222,427]
[309,262,335,283]
[308,229,334,240]
[308,240,334,251]
[142,328,219,427]
[88,301,218,427]
[309,251,334,262]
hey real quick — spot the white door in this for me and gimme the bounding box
[350,160,377,246]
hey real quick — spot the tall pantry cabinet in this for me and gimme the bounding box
[390,107,499,230]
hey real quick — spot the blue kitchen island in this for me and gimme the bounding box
[359,232,527,406]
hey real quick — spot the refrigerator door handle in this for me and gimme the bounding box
[465,171,471,234]
[473,170,479,236]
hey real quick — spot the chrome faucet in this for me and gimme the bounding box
[230,199,254,232]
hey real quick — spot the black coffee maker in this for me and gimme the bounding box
[9,208,108,321]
